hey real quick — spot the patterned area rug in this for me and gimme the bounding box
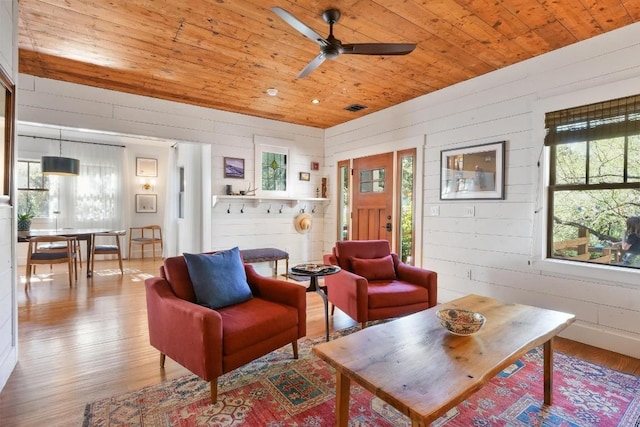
[84,329,640,427]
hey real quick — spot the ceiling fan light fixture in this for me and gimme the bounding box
[266,88,278,96]
[312,99,320,104]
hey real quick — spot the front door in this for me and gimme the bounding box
[352,152,395,243]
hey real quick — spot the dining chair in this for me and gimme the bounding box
[25,236,78,289]
[91,230,125,274]
[36,237,83,270]
[129,225,163,260]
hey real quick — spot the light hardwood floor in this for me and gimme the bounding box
[1,258,638,426]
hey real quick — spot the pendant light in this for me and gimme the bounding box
[41,131,80,176]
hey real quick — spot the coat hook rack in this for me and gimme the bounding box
[279,204,284,214]
[240,204,245,214]
[227,204,231,214]
[267,204,272,213]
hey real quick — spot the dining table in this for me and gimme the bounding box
[18,228,112,277]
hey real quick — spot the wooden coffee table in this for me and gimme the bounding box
[313,294,575,427]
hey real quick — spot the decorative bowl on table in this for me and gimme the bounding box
[436,308,486,336]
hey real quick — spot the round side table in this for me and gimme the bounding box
[290,264,341,341]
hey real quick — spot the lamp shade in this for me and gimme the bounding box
[41,156,80,176]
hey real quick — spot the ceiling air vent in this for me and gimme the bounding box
[344,103,368,112]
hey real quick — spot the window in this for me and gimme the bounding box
[545,94,640,269]
[337,160,350,241]
[254,138,290,197]
[17,160,49,217]
[398,150,415,264]
[17,138,125,230]
[359,168,385,193]
[73,163,119,222]
[261,151,287,192]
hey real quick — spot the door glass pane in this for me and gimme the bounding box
[359,168,385,193]
[360,182,373,193]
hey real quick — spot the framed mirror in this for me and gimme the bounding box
[0,66,15,204]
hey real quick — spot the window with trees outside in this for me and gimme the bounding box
[17,160,50,217]
[398,149,415,265]
[545,94,640,269]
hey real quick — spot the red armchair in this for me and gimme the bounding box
[144,252,306,403]
[323,240,437,328]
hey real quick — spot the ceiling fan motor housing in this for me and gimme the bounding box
[322,36,343,59]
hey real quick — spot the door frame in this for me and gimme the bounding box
[335,146,423,264]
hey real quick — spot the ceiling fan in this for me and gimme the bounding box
[272,7,416,78]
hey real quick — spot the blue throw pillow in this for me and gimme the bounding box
[183,247,253,309]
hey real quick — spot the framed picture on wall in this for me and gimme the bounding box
[440,141,505,200]
[224,157,245,179]
[299,172,310,181]
[136,157,158,177]
[136,194,157,213]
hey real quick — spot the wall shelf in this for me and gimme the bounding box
[212,195,329,208]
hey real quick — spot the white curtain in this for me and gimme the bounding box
[50,140,126,231]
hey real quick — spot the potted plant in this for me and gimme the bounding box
[18,193,37,231]
[18,211,34,231]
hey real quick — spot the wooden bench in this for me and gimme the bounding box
[240,248,289,279]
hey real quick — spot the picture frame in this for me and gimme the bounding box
[136,157,158,177]
[440,141,505,200]
[311,161,319,171]
[299,172,310,181]
[224,157,245,179]
[135,194,157,213]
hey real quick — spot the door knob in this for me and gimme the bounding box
[384,223,392,232]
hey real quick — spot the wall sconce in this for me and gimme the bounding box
[139,178,156,191]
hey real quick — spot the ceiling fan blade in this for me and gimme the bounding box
[297,53,326,78]
[272,7,328,47]
[342,43,416,55]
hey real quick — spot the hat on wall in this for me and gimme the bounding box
[294,213,312,234]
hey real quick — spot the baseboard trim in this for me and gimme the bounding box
[559,321,640,359]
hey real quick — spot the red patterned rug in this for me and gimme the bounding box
[84,329,640,427]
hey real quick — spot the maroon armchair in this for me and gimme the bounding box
[144,252,306,403]
[323,240,437,328]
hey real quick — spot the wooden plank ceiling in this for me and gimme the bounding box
[18,0,640,129]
